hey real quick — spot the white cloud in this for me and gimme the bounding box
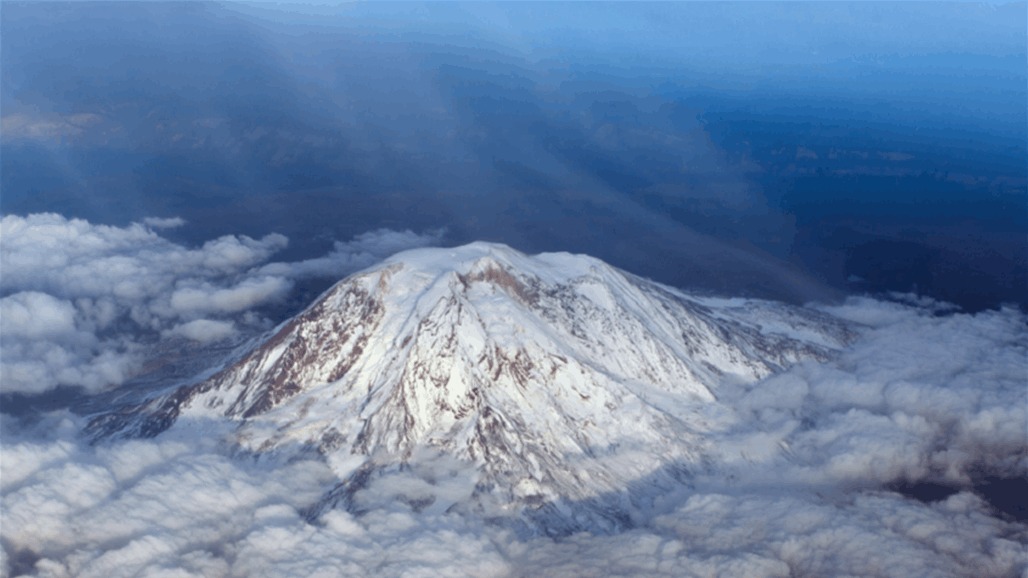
[702,298,1027,530]
[256,228,447,279]
[161,319,238,344]
[0,292,143,395]
[1,298,1025,577]
[0,213,445,394]
[0,412,512,578]
[0,292,78,340]
[501,490,1024,578]
[141,217,187,229]
[1,215,1024,576]
[2,411,1023,578]
[168,276,293,317]
[0,214,288,299]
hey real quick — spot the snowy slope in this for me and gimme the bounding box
[87,242,853,534]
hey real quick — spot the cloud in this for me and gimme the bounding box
[1,413,1024,577]
[712,298,1027,490]
[0,214,288,298]
[0,214,1023,575]
[0,112,104,143]
[1,296,1025,577]
[161,319,238,344]
[0,292,77,340]
[168,276,294,317]
[0,103,126,148]
[0,412,337,578]
[191,118,224,129]
[0,412,511,578]
[141,217,187,229]
[0,214,445,394]
[0,292,142,395]
[503,490,1025,578]
[255,228,447,280]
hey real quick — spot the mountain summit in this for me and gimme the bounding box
[89,242,852,534]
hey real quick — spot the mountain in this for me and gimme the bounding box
[87,242,853,535]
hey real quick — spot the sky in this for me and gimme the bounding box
[1,2,1026,577]
[3,1,1024,310]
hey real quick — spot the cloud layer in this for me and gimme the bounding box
[711,297,1028,489]
[1,295,1025,577]
[0,214,443,394]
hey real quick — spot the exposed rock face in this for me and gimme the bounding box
[87,242,853,535]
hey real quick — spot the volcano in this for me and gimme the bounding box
[88,243,853,535]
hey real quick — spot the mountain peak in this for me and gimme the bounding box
[88,244,853,534]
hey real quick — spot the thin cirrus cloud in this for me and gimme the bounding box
[0,112,106,143]
[1,296,1025,577]
[0,213,444,395]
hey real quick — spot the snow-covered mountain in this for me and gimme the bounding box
[87,242,853,535]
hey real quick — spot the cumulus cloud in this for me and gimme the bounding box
[1,214,288,297]
[501,490,1025,578]
[0,412,510,578]
[722,297,1028,486]
[0,214,445,394]
[0,292,142,395]
[0,292,77,340]
[1,297,1025,577]
[167,276,293,317]
[0,413,337,578]
[1,413,1024,578]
